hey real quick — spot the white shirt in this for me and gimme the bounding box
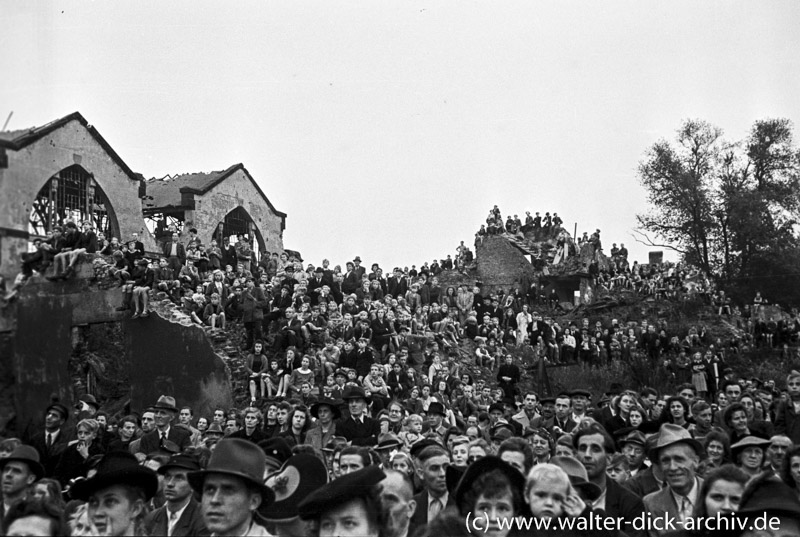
[428,491,449,521]
[670,478,699,524]
[166,501,190,536]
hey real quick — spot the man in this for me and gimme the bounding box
[188,438,273,536]
[305,398,340,454]
[298,466,385,537]
[574,424,645,537]
[774,370,800,444]
[0,446,44,519]
[496,355,521,401]
[228,407,267,444]
[381,469,417,537]
[337,386,380,446]
[145,453,209,536]
[766,435,793,475]
[177,406,202,448]
[130,409,156,456]
[620,430,648,476]
[423,402,448,440]
[410,445,453,526]
[512,392,540,431]
[339,446,371,476]
[29,402,70,477]
[136,396,192,455]
[497,437,534,475]
[163,232,186,273]
[642,424,704,537]
[552,393,578,435]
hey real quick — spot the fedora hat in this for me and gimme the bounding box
[152,395,178,413]
[157,453,202,475]
[551,456,602,502]
[376,433,403,451]
[322,436,348,454]
[649,424,702,460]
[736,474,800,518]
[204,422,224,436]
[79,394,99,410]
[71,451,158,501]
[341,386,371,403]
[731,436,771,460]
[261,454,329,522]
[427,402,445,416]
[309,398,342,420]
[188,438,275,508]
[298,466,385,520]
[0,445,45,480]
[454,457,527,515]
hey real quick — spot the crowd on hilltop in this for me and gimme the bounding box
[6,210,800,536]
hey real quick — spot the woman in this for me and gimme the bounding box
[691,352,708,400]
[660,396,691,428]
[31,477,66,510]
[54,418,105,487]
[605,393,635,436]
[468,439,491,464]
[731,436,771,478]
[629,406,646,429]
[780,445,800,497]
[454,457,530,537]
[279,405,310,445]
[196,417,209,434]
[528,429,553,465]
[723,403,754,444]
[107,415,138,453]
[703,430,732,473]
[554,435,576,458]
[441,286,458,310]
[70,451,158,536]
[371,308,393,359]
[286,355,314,398]
[265,358,286,399]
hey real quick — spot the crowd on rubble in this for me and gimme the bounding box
[5,209,800,536]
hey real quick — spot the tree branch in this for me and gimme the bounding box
[630,229,689,255]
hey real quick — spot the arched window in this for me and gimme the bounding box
[29,165,119,238]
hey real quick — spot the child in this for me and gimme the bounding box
[203,293,226,330]
[606,453,631,485]
[322,374,336,399]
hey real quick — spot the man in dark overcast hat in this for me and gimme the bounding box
[136,395,192,455]
[144,453,208,536]
[337,386,380,446]
[189,438,274,536]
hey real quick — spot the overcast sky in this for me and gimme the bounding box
[3,1,799,270]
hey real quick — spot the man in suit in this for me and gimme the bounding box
[0,446,44,520]
[145,453,209,536]
[163,232,186,273]
[28,402,70,477]
[387,268,409,300]
[410,445,453,527]
[512,392,540,431]
[643,424,705,537]
[136,396,192,456]
[337,387,381,446]
[551,393,578,436]
[341,261,361,295]
[574,423,646,537]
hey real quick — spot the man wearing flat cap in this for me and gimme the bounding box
[144,453,209,536]
[336,386,380,446]
[29,402,70,477]
[189,438,274,536]
[643,424,705,536]
[136,396,192,455]
[298,465,386,537]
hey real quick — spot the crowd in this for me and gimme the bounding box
[5,208,800,536]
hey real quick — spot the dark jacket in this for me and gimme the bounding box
[135,427,192,455]
[163,241,187,262]
[605,478,647,537]
[336,415,380,446]
[241,286,267,322]
[143,498,209,536]
[29,428,70,477]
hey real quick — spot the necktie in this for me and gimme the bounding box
[160,432,167,446]
[46,433,52,449]
[168,510,179,536]
[429,498,442,520]
[679,496,692,524]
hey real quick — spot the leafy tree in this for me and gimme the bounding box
[636,118,800,303]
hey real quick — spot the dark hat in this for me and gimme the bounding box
[649,423,702,460]
[736,475,800,519]
[491,428,513,442]
[322,436,348,454]
[258,438,293,471]
[0,445,45,481]
[334,368,348,379]
[152,395,178,413]
[540,397,556,405]
[409,438,443,458]
[261,454,329,523]
[488,402,505,414]
[731,436,771,460]
[79,394,100,410]
[619,430,647,448]
[454,457,526,514]
[376,433,403,451]
[427,402,446,416]
[204,422,224,436]
[298,466,385,520]
[551,456,602,501]
[353,256,362,262]
[71,451,158,501]
[46,402,69,421]
[341,386,371,403]
[157,453,202,475]
[188,438,275,508]
[570,389,591,399]
[309,398,342,420]
[446,464,467,495]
